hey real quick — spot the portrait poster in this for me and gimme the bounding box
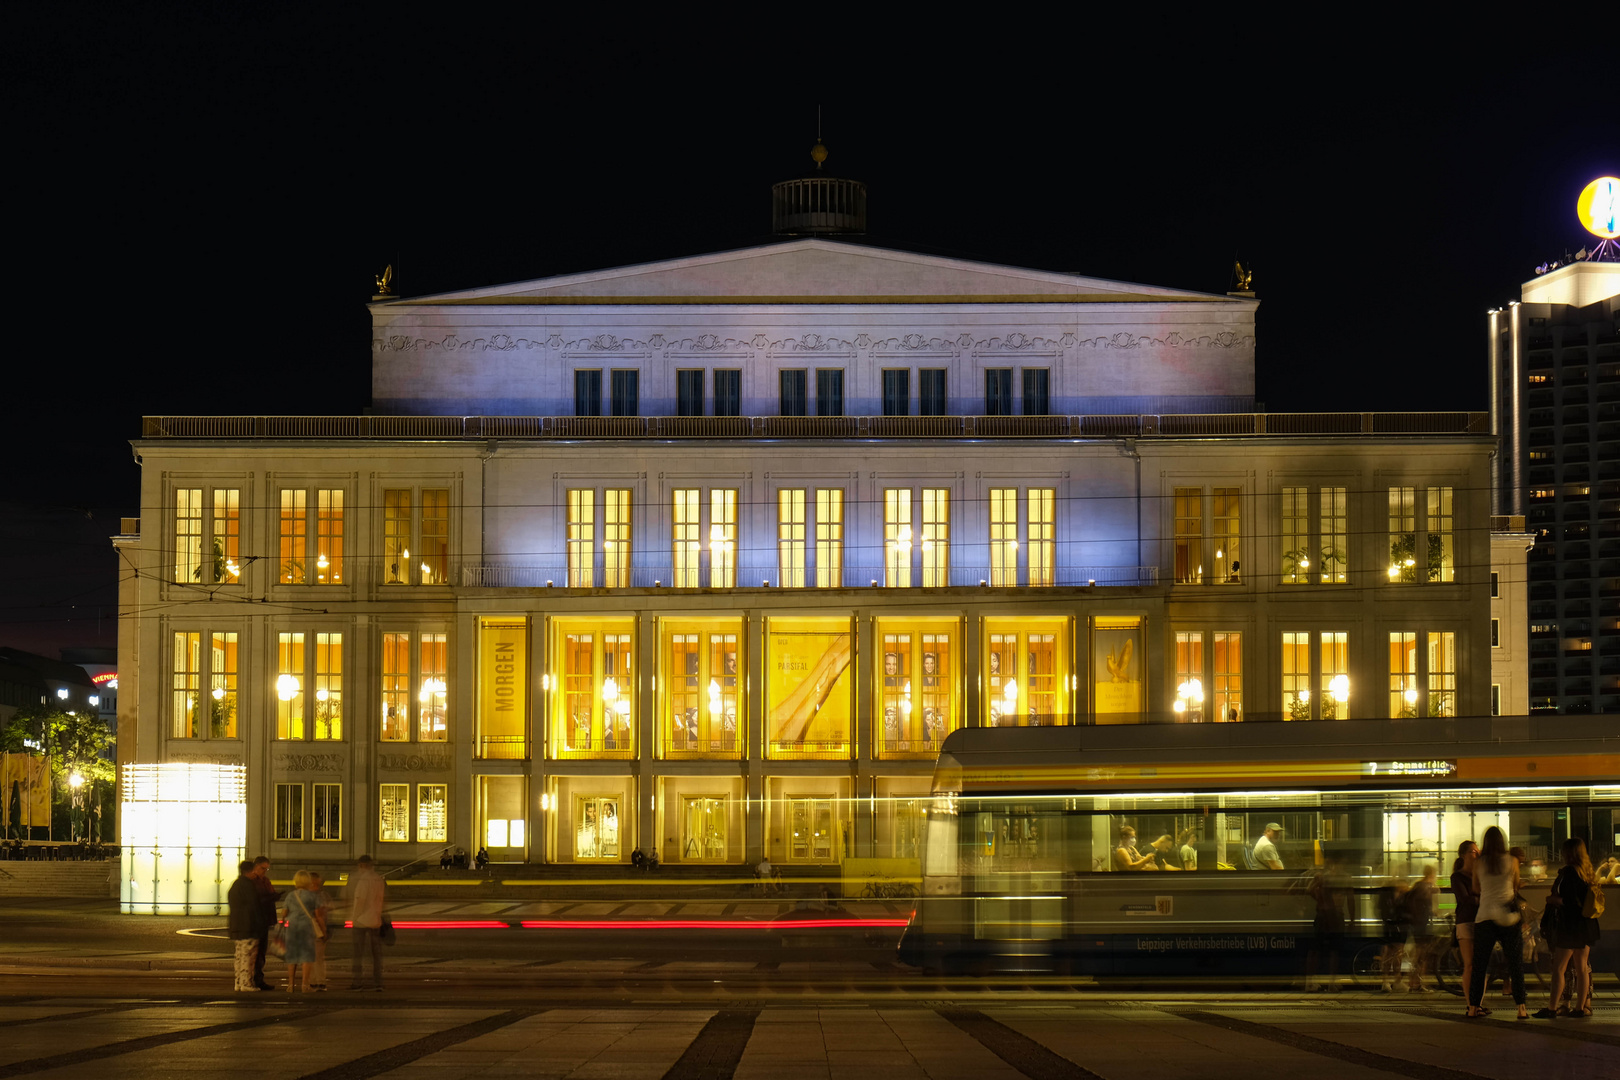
[767,619,853,750]
[1092,616,1144,724]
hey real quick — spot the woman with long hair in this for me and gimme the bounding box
[1451,840,1480,1011]
[1468,826,1527,1019]
[1535,837,1601,1018]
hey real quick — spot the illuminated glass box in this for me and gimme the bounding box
[121,763,247,915]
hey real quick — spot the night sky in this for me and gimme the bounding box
[4,11,1615,657]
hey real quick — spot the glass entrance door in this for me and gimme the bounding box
[575,795,621,860]
[681,796,727,862]
[788,796,835,861]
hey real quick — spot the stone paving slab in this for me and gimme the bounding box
[0,1004,270,1068]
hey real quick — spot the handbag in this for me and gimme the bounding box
[1582,882,1605,919]
[266,921,287,960]
[1539,902,1560,941]
[379,917,396,946]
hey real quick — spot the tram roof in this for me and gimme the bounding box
[933,716,1620,793]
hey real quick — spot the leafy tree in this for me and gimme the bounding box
[2,703,115,841]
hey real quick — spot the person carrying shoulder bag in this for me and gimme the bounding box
[1534,837,1603,1019]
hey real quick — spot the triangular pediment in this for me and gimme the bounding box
[376,240,1236,306]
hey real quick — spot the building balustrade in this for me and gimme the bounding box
[140,412,1491,441]
[461,563,1161,589]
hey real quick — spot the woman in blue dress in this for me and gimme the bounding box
[280,869,322,992]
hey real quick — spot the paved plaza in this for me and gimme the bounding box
[1,998,1616,1080]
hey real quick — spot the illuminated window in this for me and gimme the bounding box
[274,783,303,840]
[778,489,806,588]
[420,633,447,742]
[1320,487,1347,583]
[766,616,853,759]
[379,783,409,842]
[816,369,844,416]
[311,783,341,841]
[1428,486,1454,582]
[680,795,729,862]
[1212,487,1240,584]
[921,488,949,587]
[662,618,742,758]
[786,795,837,862]
[378,631,445,743]
[710,489,736,588]
[989,488,1018,587]
[567,489,594,587]
[417,784,448,843]
[1022,369,1049,415]
[1174,632,1204,722]
[1174,487,1202,584]
[1389,487,1417,582]
[1319,632,1349,719]
[603,489,631,588]
[171,630,238,739]
[550,617,635,758]
[175,489,202,584]
[1389,632,1418,717]
[816,489,843,588]
[381,632,410,742]
[884,488,912,587]
[1028,489,1054,587]
[272,629,339,740]
[1428,631,1457,716]
[206,490,241,585]
[277,632,306,739]
[1281,487,1308,585]
[673,489,700,587]
[174,487,241,584]
[985,616,1069,726]
[876,617,958,757]
[170,632,200,737]
[279,490,307,583]
[383,487,449,585]
[1213,632,1242,722]
[1282,632,1311,720]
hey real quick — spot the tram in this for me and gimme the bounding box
[896,716,1619,977]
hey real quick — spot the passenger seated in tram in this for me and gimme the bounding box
[1113,825,1159,871]
[1252,823,1285,870]
[1146,835,1183,871]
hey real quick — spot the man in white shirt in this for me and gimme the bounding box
[1253,823,1284,870]
[348,855,387,991]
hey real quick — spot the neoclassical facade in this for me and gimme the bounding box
[117,240,1493,868]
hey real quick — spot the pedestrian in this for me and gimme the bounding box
[1535,837,1602,1018]
[1451,840,1481,1012]
[348,854,387,991]
[250,855,277,991]
[280,869,322,992]
[1468,825,1528,1019]
[1404,866,1438,992]
[227,859,266,992]
[1304,853,1346,992]
[308,871,332,991]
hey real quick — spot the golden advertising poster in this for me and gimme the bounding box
[478,619,527,758]
[767,618,853,753]
[1,753,51,831]
[1093,616,1144,724]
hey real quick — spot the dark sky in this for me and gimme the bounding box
[4,11,1615,657]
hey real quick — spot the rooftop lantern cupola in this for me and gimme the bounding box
[771,137,867,236]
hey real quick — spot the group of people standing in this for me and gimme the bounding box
[227,854,388,993]
[1453,827,1604,1020]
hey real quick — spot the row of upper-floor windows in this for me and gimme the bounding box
[173,617,1466,762]
[574,367,1052,418]
[173,484,1460,588]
